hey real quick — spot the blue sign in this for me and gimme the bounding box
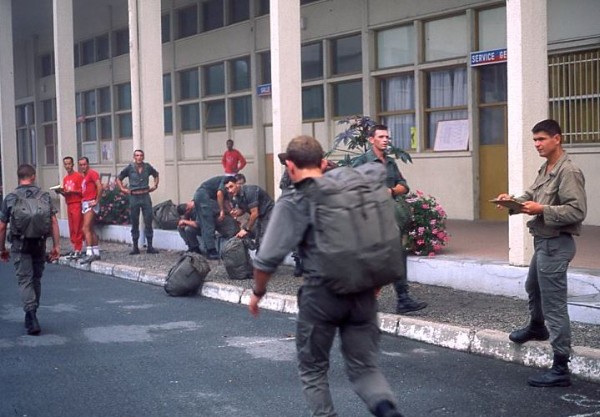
[470,48,507,67]
[257,83,272,96]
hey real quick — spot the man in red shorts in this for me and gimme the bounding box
[78,157,103,264]
[55,156,83,259]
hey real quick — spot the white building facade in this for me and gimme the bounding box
[1,0,599,263]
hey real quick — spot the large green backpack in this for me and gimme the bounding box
[305,162,405,294]
[164,253,211,296]
[10,188,53,239]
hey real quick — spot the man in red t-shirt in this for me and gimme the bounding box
[55,156,84,259]
[78,157,103,264]
[221,139,247,175]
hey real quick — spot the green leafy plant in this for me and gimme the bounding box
[97,183,130,225]
[325,115,449,256]
[405,191,449,256]
[325,115,412,166]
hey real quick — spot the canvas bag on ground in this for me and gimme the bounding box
[305,162,405,294]
[153,200,179,230]
[10,188,53,239]
[164,253,211,296]
[221,238,253,280]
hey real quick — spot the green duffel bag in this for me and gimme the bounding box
[164,253,211,296]
[221,238,253,280]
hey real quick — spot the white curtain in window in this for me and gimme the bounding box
[385,114,415,149]
[382,75,415,149]
[428,67,467,147]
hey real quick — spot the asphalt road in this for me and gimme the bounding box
[1,262,599,417]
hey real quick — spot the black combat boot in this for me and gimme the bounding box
[374,400,404,417]
[25,310,41,335]
[396,292,427,314]
[146,237,159,254]
[207,248,219,260]
[129,241,140,255]
[509,320,549,344]
[527,353,571,387]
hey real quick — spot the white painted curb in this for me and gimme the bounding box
[65,258,600,384]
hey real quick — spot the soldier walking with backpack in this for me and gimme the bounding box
[352,124,427,314]
[0,164,61,335]
[249,136,404,417]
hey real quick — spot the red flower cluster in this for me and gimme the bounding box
[97,182,130,225]
[404,190,449,256]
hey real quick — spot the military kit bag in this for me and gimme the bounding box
[221,237,253,280]
[10,188,53,239]
[306,162,405,294]
[153,199,179,230]
[164,252,211,296]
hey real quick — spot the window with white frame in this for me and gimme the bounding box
[302,42,323,80]
[425,67,468,149]
[479,64,507,146]
[15,103,36,166]
[40,53,54,77]
[332,80,362,117]
[115,83,132,140]
[379,74,416,150]
[230,57,250,92]
[74,33,110,67]
[41,99,57,165]
[229,0,250,24]
[231,96,252,127]
[205,100,225,129]
[425,15,467,62]
[259,51,271,84]
[180,68,200,100]
[202,0,224,32]
[76,86,113,163]
[113,28,129,57]
[229,57,252,127]
[96,34,110,61]
[164,74,173,134]
[549,49,600,145]
[331,34,361,75]
[178,68,200,132]
[377,25,415,69]
[256,0,269,16]
[162,14,171,43]
[302,85,324,120]
[204,62,225,96]
[178,5,198,39]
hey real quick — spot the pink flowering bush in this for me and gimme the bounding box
[97,182,130,225]
[404,191,449,256]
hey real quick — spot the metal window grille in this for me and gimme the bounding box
[549,49,600,145]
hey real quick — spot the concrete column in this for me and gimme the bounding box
[506,0,548,266]
[270,0,302,197]
[0,0,18,193]
[53,0,78,218]
[128,0,167,202]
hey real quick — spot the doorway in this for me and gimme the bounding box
[478,64,508,221]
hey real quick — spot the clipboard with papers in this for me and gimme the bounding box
[489,198,524,213]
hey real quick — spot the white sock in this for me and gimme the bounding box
[86,247,93,256]
[92,246,100,256]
